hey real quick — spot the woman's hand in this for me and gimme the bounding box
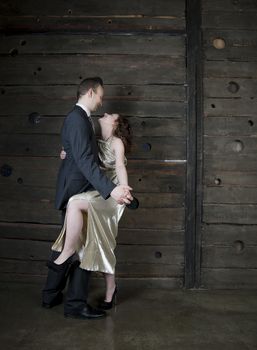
[60,148,67,160]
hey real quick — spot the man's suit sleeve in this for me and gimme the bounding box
[68,113,115,199]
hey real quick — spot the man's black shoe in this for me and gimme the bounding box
[64,304,106,319]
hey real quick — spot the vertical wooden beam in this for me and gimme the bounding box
[185,0,203,288]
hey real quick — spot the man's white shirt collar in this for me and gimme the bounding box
[76,103,91,117]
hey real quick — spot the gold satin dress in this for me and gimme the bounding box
[51,138,126,274]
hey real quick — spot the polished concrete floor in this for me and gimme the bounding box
[0,282,256,350]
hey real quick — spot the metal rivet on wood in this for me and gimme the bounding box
[248,120,254,127]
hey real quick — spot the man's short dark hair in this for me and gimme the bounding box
[77,77,103,100]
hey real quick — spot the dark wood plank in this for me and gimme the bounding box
[0,16,186,34]
[204,186,257,204]
[202,246,257,268]
[204,136,257,156]
[0,273,183,288]
[0,0,185,17]
[203,204,257,224]
[0,184,184,208]
[0,34,185,56]
[0,115,186,136]
[0,200,184,228]
[204,98,257,117]
[0,99,185,118]
[202,224,257,246]
[201,268,257,289]
[0,84,186,107]
[0,156,186,192]
[205,61,257,78]
[204,170,257,187]
[204,116,257,136]
[202,12,257,29]
[0,134,186,159]
[0,258,183,278]
[184,0,203,288]
[204,78,257,98]
[204,155,257,172]
[0,238,184,265]
[204,30,257,61]
[0,55,185,85]
[0,222,184,245]
[202,0,257,12]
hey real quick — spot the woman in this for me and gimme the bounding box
[51,113,132,309]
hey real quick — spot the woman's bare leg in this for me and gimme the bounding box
[104,273,116,302]
[54,199,88,265]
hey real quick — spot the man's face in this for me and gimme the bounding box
[91,85,104,112]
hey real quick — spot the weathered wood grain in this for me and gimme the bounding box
[204,116,257,136]
[0,115,186,137]
[204,30,257,61]
[201,268,257,289]
[204,155,257,172]
[204,136,257,156]
[0,134,186,159]
[0,16,186,34]
[204,78,257,98]
[202,246,257,268]
[0,200,184,228]
[0,184,184,208]
[0,98,185,118]
[0,0,185,17]
[0,34,185,56]
[204,98,257,117]
[202,224,257,246]
[204,170,257,187]
[0,55,186,85]
[205,61,257,78]
[0,222,184,245]
[204,186,257,204]
[0,84,186,108]
[202,0,257,12]
[0,156,186,192]
[0,238,184,265]
[202,12,257,29]
[203,204,257,224]
[0,258,183,278]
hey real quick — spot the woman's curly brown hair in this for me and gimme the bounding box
[113,115,132,153]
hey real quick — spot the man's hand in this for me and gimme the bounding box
[110,185,133,205]
[60,148,67,160]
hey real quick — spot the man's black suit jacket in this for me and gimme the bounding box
[55,105,115,210]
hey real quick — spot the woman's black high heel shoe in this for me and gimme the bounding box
[99,287,117,310]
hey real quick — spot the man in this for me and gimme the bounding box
[42,77,132,319]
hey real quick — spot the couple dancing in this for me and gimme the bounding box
[42,77,136,319]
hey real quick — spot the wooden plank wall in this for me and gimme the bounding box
[0,1,186,288]
[201,0,257,288]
